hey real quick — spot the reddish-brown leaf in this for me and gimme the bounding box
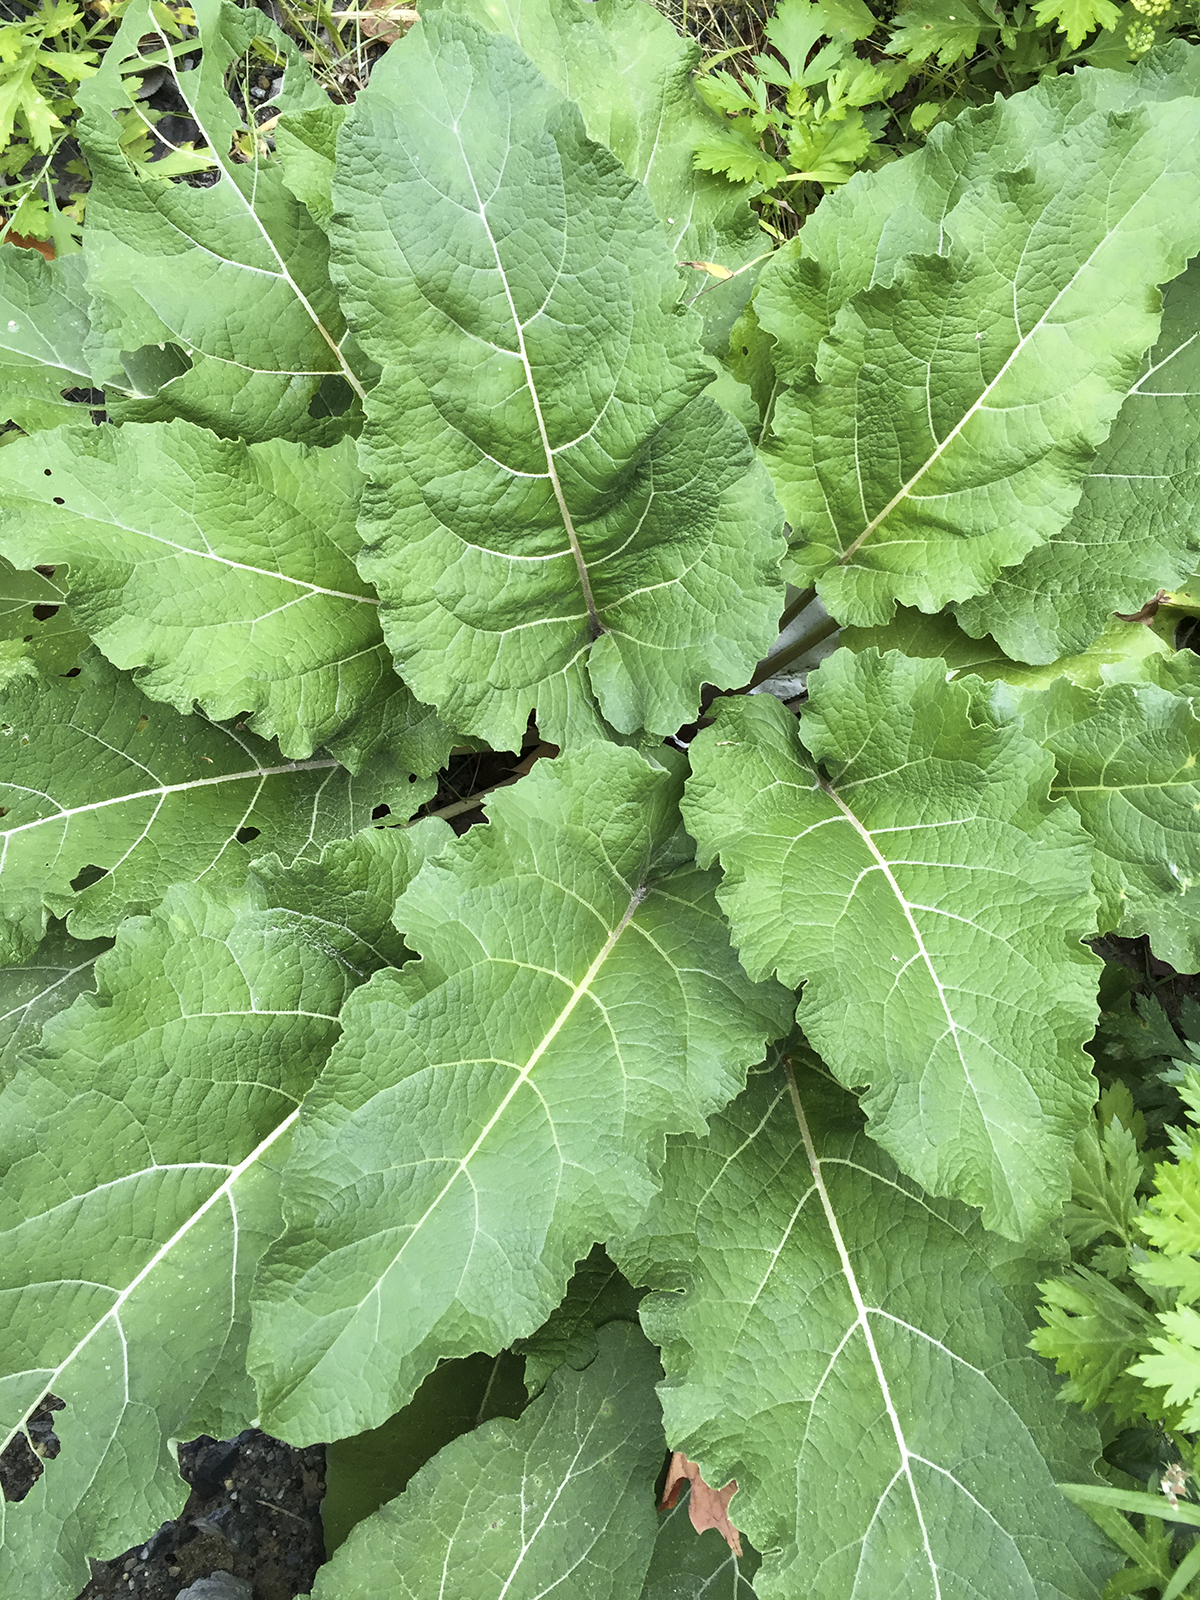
[658,1452,743,1556]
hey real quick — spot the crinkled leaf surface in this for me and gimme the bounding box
[956,258,1200,662]
[615,1065,1114,1600]
[0,421,414,760]
[760,89,1200,627]
[1000,677,1200,973]
[427,0,761,342]
[682,650,1100,1237]
[77,0,369,445]
[276,103,349,233]
[0,921,107,1089]
[0,248,100,434]
[310,1323,664,1600]
[0,833,439,1594]
[331,12,784,749]
[0,651,419,964]
[251,745,792,1441]
[755,46,1200,390]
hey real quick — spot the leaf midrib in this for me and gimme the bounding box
[783,1062,945,1599]
[838,153,1191,569]
[449,110,603,640]
[0,759,338,841]
[336,881,650,1329]
[132,14,368,403]
[0,1106,300,1462]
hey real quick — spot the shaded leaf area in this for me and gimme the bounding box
[251,746,792,1443]
[332,12,784,749]
[0,422,451,762]
[310,1324,664,1600]
[683,649,1100,1238]
[320,1350,528,1556]
[840,603,1181,696]
[640,1488,760,1600]
[0,249,101,435]
[77,0,371,446]
[0,920,108,1090]
[615,1063,1115,1600]
[0,652,428,964]
[956,258,1200,663]
[0,558,86,688]
[756,46,1200,626]
[0,831,438,1594]
[514,1244,645,1397]
[428,0,762,350]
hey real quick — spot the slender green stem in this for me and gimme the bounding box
[775,585,818,636]
[746,612,839,689]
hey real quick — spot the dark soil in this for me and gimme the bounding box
[72,1432,324,1600]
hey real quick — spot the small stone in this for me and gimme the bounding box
[176,1574,253,1600]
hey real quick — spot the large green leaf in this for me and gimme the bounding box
[755,45,1200,392]
[427,0,762,347]
[330,12,784,749]
[761,90,1200,627]
[0,651,424,964]
[1000,677,1200,973]
[615,1064,1114,1600]
[956,259,1200,662]
[76,0,370,445]
[753,48,1200,628]
[310,1323,664,1600]
[682,650,1100,1237]
[0,249,101,435]
[0,421,434,760]
[251,745,792,1441]
[0,832,440,1594]
[0,922,108,1089]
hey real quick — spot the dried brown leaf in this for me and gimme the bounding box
[658,1451,743,1556]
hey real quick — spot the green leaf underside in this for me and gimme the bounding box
[310,1324,664,1600]
[0,836,440,1593]
[754,48,1200,627]
[0,249,99,435]
[955,258,1200,662]
[615,1066,1114,1600]
[0,422,404,760]
[77,0,367,447]
[250,745,792,1442]
[0,652,418,965]
[331,12,784,749]
[682,650,1100,1239]
[0,922,108,1090]
[1005,677,1200,974]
